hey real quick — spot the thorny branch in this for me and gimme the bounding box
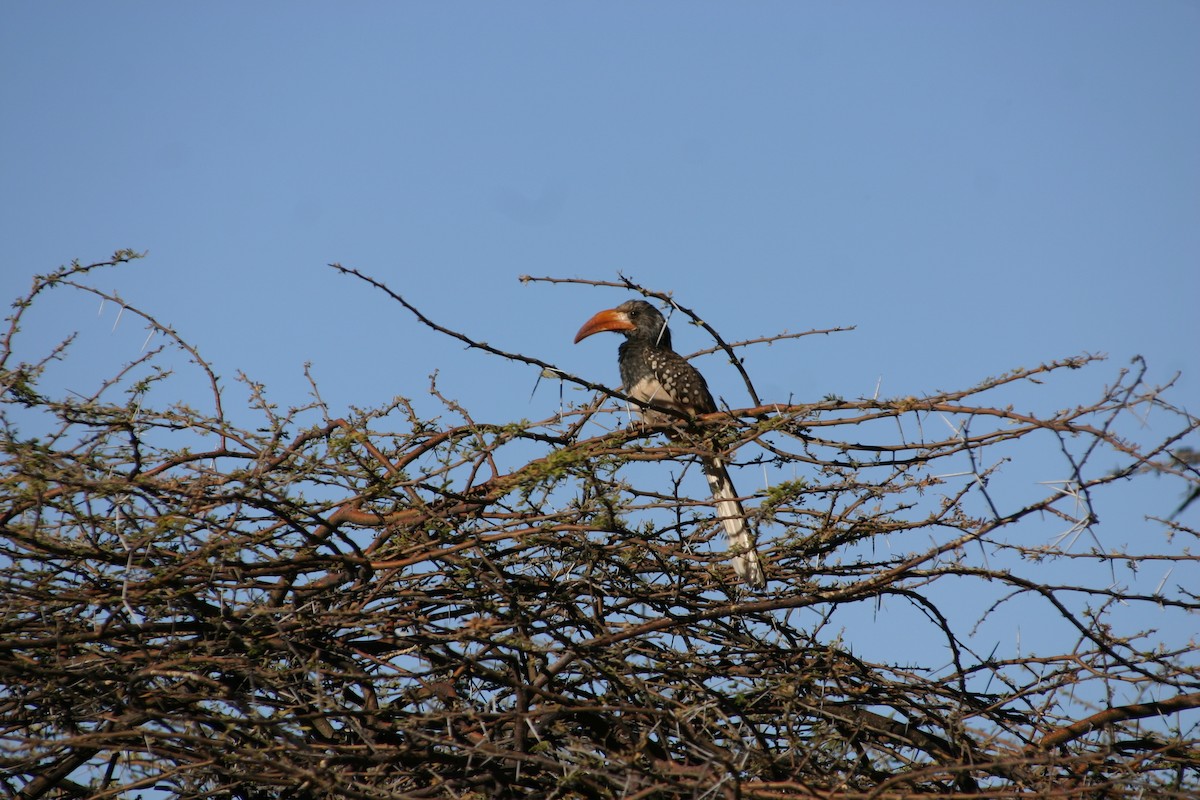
[0,258,1197,799]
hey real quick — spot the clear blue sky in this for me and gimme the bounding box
[3,2,1196,419]
[2,3,1198,664]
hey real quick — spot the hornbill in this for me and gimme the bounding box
[574,300,767,588]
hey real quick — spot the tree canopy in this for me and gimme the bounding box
[2,254,1198,799]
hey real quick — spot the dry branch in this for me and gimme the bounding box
[1,257,1197,799]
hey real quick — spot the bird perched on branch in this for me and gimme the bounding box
[574,300,766,589]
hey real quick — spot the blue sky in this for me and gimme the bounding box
[3,2,1196,421]
[2,3,1198,667]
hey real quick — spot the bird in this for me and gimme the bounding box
[574,299,766,589]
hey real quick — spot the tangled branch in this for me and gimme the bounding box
[1,257,1197,799]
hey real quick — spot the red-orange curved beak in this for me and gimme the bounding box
[574,308,635,343]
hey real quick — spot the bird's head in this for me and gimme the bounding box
[573,300,671,348]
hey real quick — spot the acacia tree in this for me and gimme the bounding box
[1,254,1198,799]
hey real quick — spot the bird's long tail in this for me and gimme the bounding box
[701,455,766,588]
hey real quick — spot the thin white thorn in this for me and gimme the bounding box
[937,412,964,437]
[1155,567,1172,597]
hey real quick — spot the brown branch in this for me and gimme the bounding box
[2,257,1197,798]
[1039,691,1200,749]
